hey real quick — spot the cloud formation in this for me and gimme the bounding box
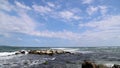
[0,0,120,46]
[0,0,80,40]
[15,1,31,10]
[79,15,120,40]
[59,10,81,21]
[82,0,93,4]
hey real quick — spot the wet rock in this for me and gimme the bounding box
[15,51,21,55]
[56,50,64,54]
[82,60,96,68]
[41,50,46,54]
[28,49,71,55]
[112,64,120,68]
[97,64,108,68]
[29,50,39,54]
[15,50,26,55]
[20,50,25,54]
[46,50,53,56]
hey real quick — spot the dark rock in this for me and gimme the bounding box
[15,50,26,55]
[15,51,21,55]
[112,64,120,68]
[82,60,96,68]
[20,50,25,54]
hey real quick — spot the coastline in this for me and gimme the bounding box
[0,46,120,68]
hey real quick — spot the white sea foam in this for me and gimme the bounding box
[51,48,79,53]
[0,52,16,57]
[51,48,93,54]
[105,63,114,67]
[20,50,29,54]
[0,50,28,57]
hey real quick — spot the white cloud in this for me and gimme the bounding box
[81,15,120,30]
[86,6,99,15]
[82,0,93,4]
[99,6,107,15]
[86,5,108,15]
[0,0,14,11]
[32,3,82,21]
[0,0,80,40]
[0,11,36,34]
[59,11,81,21]
[47,2,55,8]
[15,1,31,10]
[0,10,81,40]
[32,5,52,14]
[79,15,120,40]
[29,30,80,40]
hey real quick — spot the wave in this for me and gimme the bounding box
[51,48,93,54]
[105,63,114,67]
[0,52,16,57]
[0,50,28,57]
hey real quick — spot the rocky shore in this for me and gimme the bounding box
[15,49,71,55]
[1,49,120,68]
[82,60,120,68]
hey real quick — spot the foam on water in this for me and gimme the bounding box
[105,63,114,67]
[51,48,79,53]
[0,52,16,57]
[51,48,93,54]
[0,50,28,57]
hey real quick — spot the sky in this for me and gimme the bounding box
[0,0,120,47]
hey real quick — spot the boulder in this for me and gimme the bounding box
[20,50,26,54]
[52,50,57,54]
[29,50,38,54]
[112,64,120,68]
[64,51,71,54]
[15,50,26,55]
[15,51,21,55]
[82,60,96,68]
[46,50,53,55]
[28,49,71,55]
[56,50,64,54]
[41,50,47,54]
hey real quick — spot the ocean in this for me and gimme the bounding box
[0,46,120,68]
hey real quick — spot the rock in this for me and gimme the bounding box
[112,64,120,68]
[36,50,41,54]
[64,51,71,54]
[46,50,53,56]
[28,49,71,55]
[20,50,25,54]
[52,50,57,54]
[15,50,25,55]
[29,50,40,54]
[56,50,64,54]
[15,51,21,55]
[41,50,47,54]
[97,64,108,68]
[82,60,96,68]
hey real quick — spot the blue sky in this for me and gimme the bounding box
[0,0,120,47]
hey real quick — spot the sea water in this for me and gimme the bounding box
[0,46,120,68]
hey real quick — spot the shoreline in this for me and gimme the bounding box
[0,48,120,68]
